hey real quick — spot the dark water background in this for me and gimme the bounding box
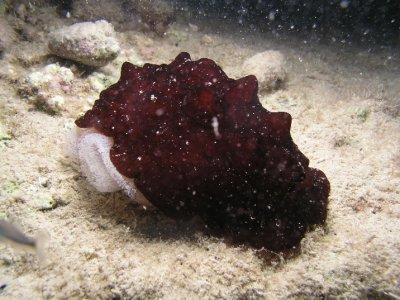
[184,0,400,46]
[55,0,400,47]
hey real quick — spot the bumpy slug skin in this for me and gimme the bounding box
[74,52,330,251]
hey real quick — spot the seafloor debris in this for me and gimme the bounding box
[71,52,330,251]
[0,123,12,149]
[133,0,175,35]
[19,63,74,113]
[48,20,120,67]
[0,18,16,56]
[242,50,287,92]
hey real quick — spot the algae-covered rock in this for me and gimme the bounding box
[48,20,120,67]
[0,123,12,149]
[29,192,58,211]
[2,180,21,195]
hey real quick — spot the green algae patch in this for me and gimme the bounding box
[2,180,21,195]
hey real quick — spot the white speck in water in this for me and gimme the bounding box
[268,11,275,21]
[340,0,350,9]
[155,108,165,116]
[211,116,221,139]
[137,156,142,161]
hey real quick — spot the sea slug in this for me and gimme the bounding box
[73,52,330,251]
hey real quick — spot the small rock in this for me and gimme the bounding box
[333,136,351,148]
[29,192,58,211]
[0,123,12,149]
[21,63,74,113]
[242,50,287,92]
[353,107,370,123]
[48,20,120,67]
[88,72,114,92]
[201,34,214,46]
[80,246,99,260]
[45,95,65,112]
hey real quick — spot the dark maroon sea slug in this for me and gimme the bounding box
[74,52,330,251]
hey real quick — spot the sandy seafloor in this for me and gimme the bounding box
[0,5,399,300]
